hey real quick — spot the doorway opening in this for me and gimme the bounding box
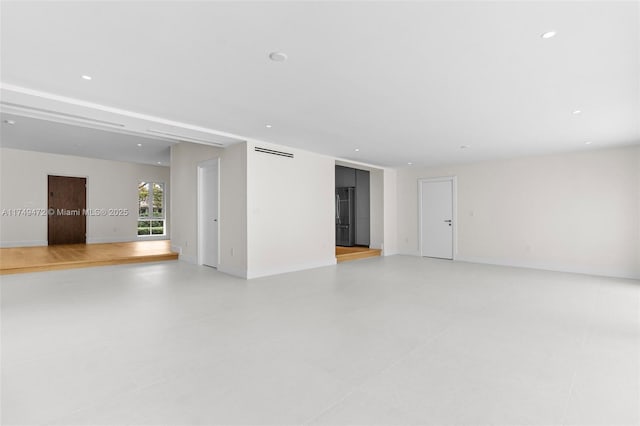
[48,175,86,245]
[334,161,384,263]
[197,159,220,268]
[335,165,370,247]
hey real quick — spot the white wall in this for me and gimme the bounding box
[246,141,335,278]
[637,148,640,273]
[218,142,247,277]
[0,148,169,246]
[397,146,640,279]
[383,168,398,255]
[369,168,384,250]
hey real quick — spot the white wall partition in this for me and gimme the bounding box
[246,142,336,278]
[217,142,248,277]
[369,168,384,250]
[383,168,398,256]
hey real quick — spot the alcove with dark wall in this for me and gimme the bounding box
[335,165,370,246]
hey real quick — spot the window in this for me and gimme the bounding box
[138,182,165,236]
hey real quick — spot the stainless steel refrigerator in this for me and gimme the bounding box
[336,187,355,246]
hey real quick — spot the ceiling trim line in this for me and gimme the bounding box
[0,82,247,143]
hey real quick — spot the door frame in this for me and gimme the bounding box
[197,158,220,267]
[418,176,457,260]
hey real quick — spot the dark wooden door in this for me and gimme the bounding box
[48,175,86,245]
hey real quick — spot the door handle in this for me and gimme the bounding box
[444,220,452,223]
[213,219,217,222]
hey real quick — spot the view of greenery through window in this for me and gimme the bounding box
[138,182,165,236]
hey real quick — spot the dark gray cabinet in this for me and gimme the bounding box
[335,166,356,187]
[355,169,370,246]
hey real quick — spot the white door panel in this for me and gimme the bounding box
[420,179,454,259]
[200,162,219,267]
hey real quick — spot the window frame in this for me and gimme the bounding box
[137,181,166,237]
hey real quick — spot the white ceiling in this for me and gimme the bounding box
[1,1,638,167]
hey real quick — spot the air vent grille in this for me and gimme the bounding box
[254,147,294,158]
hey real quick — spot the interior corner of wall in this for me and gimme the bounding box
[218,264,248,279]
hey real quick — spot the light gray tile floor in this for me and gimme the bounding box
[2,256,638,425]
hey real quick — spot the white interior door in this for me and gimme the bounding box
[200,161,219,267]
[420,178,454,259]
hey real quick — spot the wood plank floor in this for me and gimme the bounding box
[336,246,382,263]
[0,240,178,275]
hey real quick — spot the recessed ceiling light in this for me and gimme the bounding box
[3,119,16,125]
[268,52,288,62]
[585,141,593,145]
[541,31,557,39]
[157,161,162,164]
[81,75,92,80]
[265,124,273,128]
[354,148,360,152]
[460,145,470,149]
[137,143,142,147]
[407,162,413,165]
[572,110,582,115]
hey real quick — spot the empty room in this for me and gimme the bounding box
[1,1,638,425]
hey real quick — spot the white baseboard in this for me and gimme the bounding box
[246,258,337,279]
[455,255,639,280]
[87,236,138,244]
[170,245,197,265]
[395,251,638,280]
[0,240,47,248]
[398,250,421,257]
[178,253,197,265]
[1,238,172,247]
[217,265,248,279]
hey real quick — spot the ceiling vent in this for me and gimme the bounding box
[254,147,294,158]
